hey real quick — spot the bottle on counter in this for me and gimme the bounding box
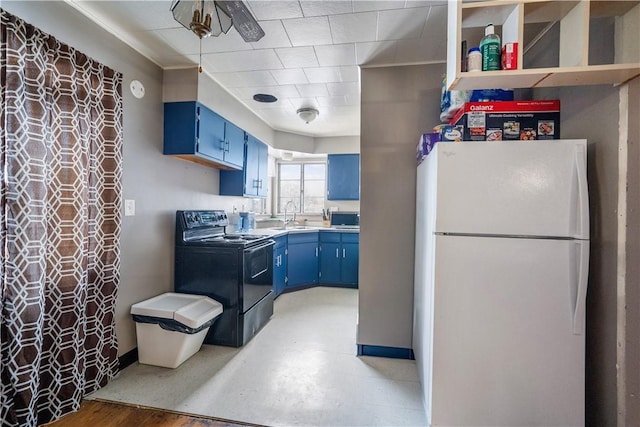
[467,47,482,72]
[480,23,501,71]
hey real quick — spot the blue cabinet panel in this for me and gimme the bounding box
[341,242,359,284]
[223,121,245,168]
[273,237,287,298]
[198,104,226,161]
[327,154,360,200]
[318,231,359,286]
[164,101,243,170]
[319,242,341,283]
[287,232,318,288]
[220,133,268,198]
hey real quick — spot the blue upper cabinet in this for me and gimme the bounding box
[327,154,360,200]
[220,133,268,198]
[164,101,243,170]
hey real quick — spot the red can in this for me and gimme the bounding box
[501,42,518,70]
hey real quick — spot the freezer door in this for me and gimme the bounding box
[432,140,589,239]
[430,235,587,427]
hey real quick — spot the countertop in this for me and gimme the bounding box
[244,226,360,238]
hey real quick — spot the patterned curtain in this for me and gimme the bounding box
[0,10,123,426]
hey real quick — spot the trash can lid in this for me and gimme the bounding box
[130,293,223,329]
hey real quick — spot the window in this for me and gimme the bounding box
[278,162,326,213]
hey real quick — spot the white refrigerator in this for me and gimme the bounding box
[414,140,588,427]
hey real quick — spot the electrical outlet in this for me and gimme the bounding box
[124,199,136,216]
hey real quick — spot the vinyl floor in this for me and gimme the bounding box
[88,287,427,426]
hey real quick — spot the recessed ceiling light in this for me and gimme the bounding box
[253,93,278,103]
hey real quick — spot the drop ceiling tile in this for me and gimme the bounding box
[356,41,397,65]
[246,1,303,20]
[296,83,330,97]
[345,93,361,105]
[212,71,278,88]
[290,97,321,109]
[128,30,182,62]
[315,44,357,66]
[275,47,319,68]
[406,0,448,7]
[353,1,402,12]
[283,16,333,47]
[161,55,199,68]
[251,98,294,110]
[201,29,255,53]
[329,12,377,44]
[270,68,309,85]
[304,67,342,83]
[377,7,429,41]
[249,21,292,49]
[300,1,353,17]
[77,1,180,32]
[326,82,359,96]
[154,27,200,55]
[236,85,301,100]
[201,49,283,72]
[339,66,360,82]
[317,96,348,107]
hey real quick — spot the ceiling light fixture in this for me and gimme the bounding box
[170,0,265,72]
[281,151,294,161]
[297,108,319,124]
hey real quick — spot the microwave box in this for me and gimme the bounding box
[451,100,560,141]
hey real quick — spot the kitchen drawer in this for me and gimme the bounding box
[288,232,318,245]
[341,233,359,243]
[319,232,340,243]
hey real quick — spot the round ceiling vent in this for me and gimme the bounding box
[253,93,278,103]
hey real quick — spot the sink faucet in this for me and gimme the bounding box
[283,201,297,229]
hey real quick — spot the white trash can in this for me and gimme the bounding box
[131,292,223,368]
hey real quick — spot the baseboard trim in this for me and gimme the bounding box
[118,348,138,371]
[357,344,415,360]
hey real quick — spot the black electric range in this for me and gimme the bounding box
[174,210,275,347]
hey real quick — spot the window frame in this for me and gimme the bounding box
[276,160,327,214]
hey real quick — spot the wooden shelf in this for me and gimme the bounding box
[447,0,640,91]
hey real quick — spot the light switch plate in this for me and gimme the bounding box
[124,199,135,216]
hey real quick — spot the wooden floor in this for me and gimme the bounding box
[44,399,263,427]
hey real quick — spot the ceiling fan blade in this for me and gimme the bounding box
[216,1,265,42]
[170,0,194,33]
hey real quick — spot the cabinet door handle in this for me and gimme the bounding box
[343,248,346,258]
[315,247,318,257]
[258,179,263,189]
[336,248,339,258]
[220,140,225,151]
[225,140,230,153]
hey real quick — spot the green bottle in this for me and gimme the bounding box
[480,23,501,71]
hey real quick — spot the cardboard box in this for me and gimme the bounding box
[439,125,464,142]
[451,100,560,141]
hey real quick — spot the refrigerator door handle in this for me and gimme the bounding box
[573,241,589,335]
[576,146,589,238]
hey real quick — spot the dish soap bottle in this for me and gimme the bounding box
[480,23,501,71]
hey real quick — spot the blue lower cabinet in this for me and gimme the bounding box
[273,236,287,297]
[341,242,359,284]
[319,232,359,286]
[319,242,341,283]
[286,233,318,288]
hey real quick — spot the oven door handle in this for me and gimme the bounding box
[243,239,276,256]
